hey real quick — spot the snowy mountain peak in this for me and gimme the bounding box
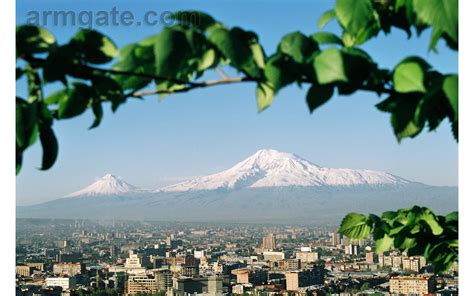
[65,174,142,197]
[160,149,410,192]
[238,149,320,171]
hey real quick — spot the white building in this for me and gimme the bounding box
[263,251,285,261]
[125,250,142,268]
[194,250,206,259]
[45,277,76,290]
[296,250,319,263]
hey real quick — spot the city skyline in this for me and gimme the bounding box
[15,218,458,295]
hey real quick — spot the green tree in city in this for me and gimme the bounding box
[16,0,458,272]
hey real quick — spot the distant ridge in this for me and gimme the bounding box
[159,149,410,192]
[65,174,145,197]
[18,149,456,223]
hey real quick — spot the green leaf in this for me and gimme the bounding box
[374,233,394,253]
[16,68,25,80]
[16,150,23,175]
[318,9,336,29]
[256,82,274,112]
[412,72,449,131]
[341,32,356,47]
[42,44,94,83]
[419,208,444,235]
[377,94,424,142]
[313,48,347,84]
[340,47,374,84]
[197,48,217,72]
[306,84,334,113]
[42,45,72,84]
[16,97,38,150]
[92,77,124,112]
[413,0,458,44]
[393,57,430,93]
[339,213,373,239]
[209,27,263,78]
[39,124,58,170]
[26,65,43,103]
[443,75,458,121]
[154,27,193,79]
[264,54,298,93]
[335,0,375,36]
[89,100,103,129]
[170,11,218,32]
[395,0,416,23]
[16,25,56,56]
[71,29,118,64]
[278,32,318,64]
[44,89,68,105]
[310,32,343,46]
[445,212,458,224]
[398,237,417,251]
[250,43,266,69]
[180,29,219,80]
[113,43,154,90]
[57,83,92,119]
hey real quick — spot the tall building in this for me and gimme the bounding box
[402,257,426,273]
[285,268,324,291]
[26,262,44,271]
[330,232,341,246]
[262,233,276,251]
[45,277,77,290]
[57,240,68,249]
[232,268,268,285]
[344,244,359,256]
[16,265,34,277]
[174,276,224,296]
[278,259,301,270]
[153,268,173,291]
[127,274,158,295]
[125,250,142,269]
[263,251,285,261]
[389,276,435,295]
[365,247,378,264]
[110,244,119,258]
[53,262,85,276]
[296,247,319,263]
[194,250,206,259]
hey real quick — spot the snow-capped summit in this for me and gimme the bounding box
[160,149,410,192]
[65,174,144,197]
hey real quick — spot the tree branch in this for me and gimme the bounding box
[22,56,394,97]
[130,77,255,97]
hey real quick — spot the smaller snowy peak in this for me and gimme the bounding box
[65,174,144,197]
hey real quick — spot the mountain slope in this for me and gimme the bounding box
[160,149,410,192]
[17,149,457,223]
[65,174,145,197]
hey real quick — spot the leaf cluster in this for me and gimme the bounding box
[339,206,458,273]
[16,1,458,173]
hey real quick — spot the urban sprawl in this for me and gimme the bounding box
[16,219,458,296]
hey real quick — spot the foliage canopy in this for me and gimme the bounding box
[16,0,458,173]
[339,206,458,273]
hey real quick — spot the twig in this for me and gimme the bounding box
[214,67,229,79]
[131,77,255,97]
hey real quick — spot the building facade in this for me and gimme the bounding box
[389,275,435,295]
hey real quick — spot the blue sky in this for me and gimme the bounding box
[16,0,458,205]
